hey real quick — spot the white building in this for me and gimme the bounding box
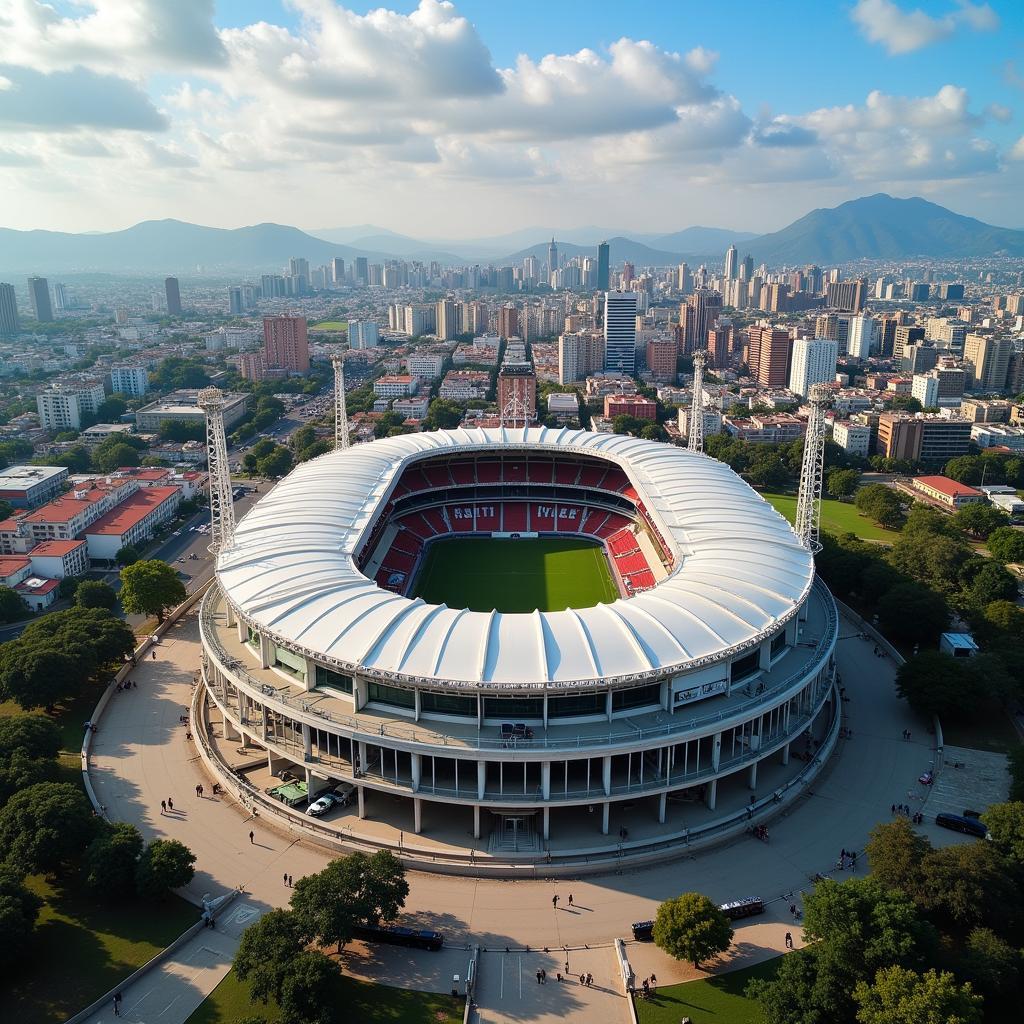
[36,380,106,431]
[372,376,418,399]
[84,486,181,563]
[788,338,838,397]
[846,315,876,360]
[110,364,149,398]
[831,420,871,457]
[911,373,940,409]
[348,321,380,349]
[971,423,1024,450]
[406,351,447,380]
[603,291,638,375]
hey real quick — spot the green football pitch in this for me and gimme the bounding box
[411,536,619,612]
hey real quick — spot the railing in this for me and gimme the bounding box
[199,582,837,755]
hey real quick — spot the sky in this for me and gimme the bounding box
[1,0,1023,238]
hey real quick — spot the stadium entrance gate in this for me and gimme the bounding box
[488,812,541,853]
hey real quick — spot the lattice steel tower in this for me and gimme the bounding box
[688,349,707,453]
[332,353,350,450]
[794,382,831,553]
[198,388,236,553]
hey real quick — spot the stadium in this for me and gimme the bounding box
[198,427,839,869]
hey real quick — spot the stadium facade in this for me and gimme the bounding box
[198,428,839,867]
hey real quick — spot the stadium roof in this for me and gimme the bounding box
[217,428,815,688]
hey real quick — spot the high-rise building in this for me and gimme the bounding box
[679,290,723,354]
[707,325,731,369]
[228,286,243,315]
[498,304,520,340]
[676,262,690,294]
[27,276,53,322]
[53,282,68,312]
[436,298,460,340]
[354,257,369,285]
[288,257,309,294]
[547,239,559,277]
[0,283,18,335]
[646,337,678,382]
[878,414,971,463]
[846,315,876,360]
[260,274,285,299]
[263,316,310,373]
[724,245,738,281]
[901,344,939,376]
[963,333,1012,392]
[826,278,867,313]
[747,326,792,387]
[558,331,604,384]
[110,365,150,398]
[36,380,106,431]
[331,258,345,286]
[741,255,754,282]
[347,321,379,349]
[603,291,638,375]
[596,241,610,292]
[165,277,182,315]
[788,337,838,397]
[497,362,537,423]
[911,374,940,409]
[892,325,925,361]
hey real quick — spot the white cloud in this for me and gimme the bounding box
[850,0,999,55]
[1008,137,1024,161]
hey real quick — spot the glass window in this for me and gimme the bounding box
[315,666,353,693]
[420,691,476,717]
[770,631,786,657]
[548,692,605,718]
[612,683,661,712]
[274,645,306,679]
[483,696,544,719]
[367,682,416,710]
[731,650,760,683]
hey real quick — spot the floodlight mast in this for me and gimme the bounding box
[794,382,831,553]
[688,350,707,454]
[198,388,236,554]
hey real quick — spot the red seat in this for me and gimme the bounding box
[400,467,431,492]
[422,508,448,534]
[423,465,453,488]
[477,460,501,483]
[554,505,583,531]
[383,549,416,573]
[554,462,581,485]
[398,513,434,539]
[602,468,629,492]
[577,465,604,488]
[450,461,475,485]
[527,461,554,484]
[532,503,555,531]
[504,461,526,483]
[447,504,476,531]
[502,502,527,531]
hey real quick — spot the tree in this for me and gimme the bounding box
[747,947,852,1024]
[116,544,141,566]
[0,782,96,873]
[159,419,205,442]
[952,503,1008,540]
[234,909,306,1005]
[855,485,904,528]
[961,560,1019,608]
[0,866,43,968]
[84,822,144,899]
[135,838,196,898]
[289,425,316,452]
[918,841,1021,934]
[278,951,337,1024]
[865,819,930,898]
[255,447,293,479]
[0,715,60,763]
[425,398,463,430]
[959,927,1020,1013]
[0,586,25,623]
[74,580,118,611]
[877,584,948,645]
[0,643,79,711]
[119,559,187,623]
[986,526,1024,563]
[94,442,142,473]
[943,455,984,484]
[980,801,1024,867]
[652,892,733,968]
[889,529,971,595]
[0,499,13,520]
[95,397,128,422]
[853,966,982,1024]
[289,852,409,953]
[827,468,860,498]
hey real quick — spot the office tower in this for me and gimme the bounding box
[901,344,939,376]
[707,326,731,369]
[27,276,53,322]
[846,315,876,360]
[165,276,182,315]
[747,326,792,386]
[263,315,310,373]
[498,304,520,340]
[912,374,940,409]
[348,321,380,349]
[497,362,537,423]
[547,239,559,277]
[938,283,965,301]
[762,283,789,313]
[110,364,150,398]
[288,257,309,293]
[558,331,604,384]
[740,255,754,282]
[679,289,723,355]
[724,245,738,281]
[597,241,610,292]
[825,278,867,313]
[788,338,838,397]
[228,286,243,315]
[646,337,677,382]
[436,298,459,340]
[53,282,68,312]
[497,266,515,292]
[260,274,285,299]
[676,262,690,294]
[892,325,925,361]
[331,258,345,286]
[523,255,538,284]
[0,283,19,335]
[603,291,638,375]
[355,257,369,285]
[963,333,1012,391]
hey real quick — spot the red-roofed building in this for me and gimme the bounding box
[22,477,138,543]
[85,486,181,562]
[29,538,88,579]
[16,576,60,611]
[0,555,31,588]
[911,475,986,509]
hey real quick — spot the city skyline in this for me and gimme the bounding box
[1,0,1023,236]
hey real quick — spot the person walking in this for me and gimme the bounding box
[288,875,293,887]
[567,894,574,907]
[249,830,254,844]
[540,969,546,984]
[785,932,793,949]
[586,973,593,987]
[552,894,559,909]
[113,996,120,1017]
[196,784,202,798]
[536,970,542,985]
[167,797,173,811]
[160,799,166,814]
[284,873,288,886]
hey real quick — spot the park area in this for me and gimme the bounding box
[311,320,347,331]
[634,959,778,1024]
[760,491,900,543]
[187,968,461,1024]
[411,536,619,612]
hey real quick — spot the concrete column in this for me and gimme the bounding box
[473,805,481,840]
[758,639,771,670]
[781,742,790,766]
[357,741,367,776]
[602,755,612,796]
[301,657,316,692]
[259,633,272,670]
[706,778,717,810]
[357,785,366,819]
[223,714,239,741]
[605,690,613,722]
[414,689,421,722]
[712,732,722,771]
[748,761,758,790]
[302,722,311,761]
[601,802,610,836]
[353,677,368,712]
[658,792,667,824]
[541,761,551,800]
[413,797,422,834]
[542,806,550,842]
[477,761,486,800]
[411,753,422,792]
[236,619,247,643]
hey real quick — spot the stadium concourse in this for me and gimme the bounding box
[84,603,948,1024]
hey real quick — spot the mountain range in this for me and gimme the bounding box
[1,194,1021,276]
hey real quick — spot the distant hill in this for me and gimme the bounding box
[649,226,758,253]
[501,235,684,268]
[746,193,1024,265]
[0,219,391,275]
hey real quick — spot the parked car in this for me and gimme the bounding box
[935,812,988,839]
[306,793,341,817]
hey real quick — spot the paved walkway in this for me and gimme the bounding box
[85,607,964,1023]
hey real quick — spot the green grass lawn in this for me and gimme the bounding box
[634,958,779,1024]
[187,967,462,1024]
[311,320,347,331]
[0,877,198,1024]
[760,491,901,543]
[411,536,618,612]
